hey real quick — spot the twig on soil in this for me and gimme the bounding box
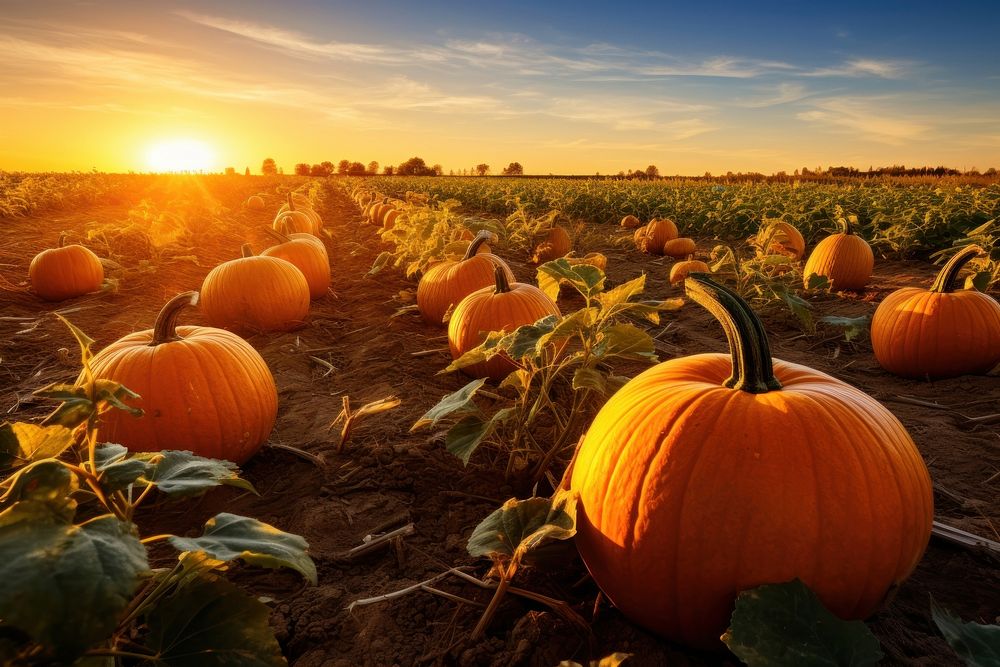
[308,355,336,378]
[346,567,468,612]
[335,523,415,561]
[931,520,1000,554]
[447,568,590,632]
[264,442,325,467]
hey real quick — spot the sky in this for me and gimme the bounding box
[1,0,998,175]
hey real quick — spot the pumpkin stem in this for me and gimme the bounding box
[287,193,295,212]
[684,274,782,394]
[839,216,856,236]
[264,227,291,244]
[151,291,199,346]
[463,230,493,260]
[494,265,512,294]
[57,232,67,248]
[241,243,255,258]
[930,245,984,293]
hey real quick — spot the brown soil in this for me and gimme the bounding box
[1,178,997,667]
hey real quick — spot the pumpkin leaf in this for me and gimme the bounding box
[626,298,685,325]
[501,315,560,360]
[141,575,285,667]
[0,514,147,662]
[445,408,516,465]
[722,579,883,667]
[367,251,393,276]
[168,513,317,584]
[930,596,1000,667]
[776,286,815,333]
[142,451,256,497]
[441,331,507,373]
[572,367,608,395]
[537,259,605,301]
[594,324,657,361]
[0,421,74,470]
[0,459,78,523]
[818,315,870,343]
[595,275,646,312]
[467,489,578,564]
[95,444,155,493]
[966,271,992,292]
[805,273,831,291]
[411,379,487,431]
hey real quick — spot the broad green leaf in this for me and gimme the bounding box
[818,315,870,343]
[441,330,506,372]
[143,451,256,497]
[0,421,74,470]
[142,575,285,667]
[467,489,578,563]
[596,275,645,312]
[777,287,815,332]
[411,379,486,431]
[594,324,657,361]
[0,515,147,661]
[572,367,608,395]
[501,315,560,360]
[99,458,155,493]
[930,597,1000,667]
[93,380,143,417]
[722,579,883,667]
[169,513,316,583]
[966,271,992,292]
[537,259,605,301]
[626,298,685,324]
[0,459,78,523]
[805,273,831,290]
[446,407,519,464]
[54,313,96,372]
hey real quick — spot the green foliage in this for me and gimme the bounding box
[930,597,1000,667]
[467,490,577,561]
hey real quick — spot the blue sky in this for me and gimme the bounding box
[1,0,998,173]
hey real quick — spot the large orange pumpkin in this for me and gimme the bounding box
[273,221,328,261]
[634,218,679,254]
[668,258,709,285]
[200,244,310,334]
[417,232,513,326]
[662,237,696,258]
[448,266,560,380]
[88,291,277,463]
[755,220,805,261]
[871,245,1000,379]
[802,218,874,290]
[29,236,104,302]
[531,226,572,263]
[274,194,319,236]
[570,274,933,649]
[261,230,331,300]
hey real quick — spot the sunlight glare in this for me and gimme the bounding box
[146,138,216,173]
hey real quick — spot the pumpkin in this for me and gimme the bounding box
[276,193,322,233]
[448,265,560,380]
[417,232,513,326]
[662,237,696,258]
[564,252,608,272]
[375,203,397,227]
[531,226,572,263]
[620,215,642,229]
[200,244,311,334]
[274,220,328,261]
[274,195,318,236]
[634,218,678,254]
[802,218,874,290]
[29,235,104,301]
[246,195,265,210]
[871,245,1000,379]
[261,229,331,300]
[669,258,709,285]
[88,291,278,464]
[755,220,805,261]
[570,274,933,650]
[383,209,402,230]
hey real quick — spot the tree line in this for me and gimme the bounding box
[251,158,526,177]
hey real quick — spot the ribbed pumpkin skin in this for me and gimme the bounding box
[803,233,874,290]
[532,227,572,263]
[448,283,560,380]
[620,215,642,229]
[383,209,402,230]
[636,219,679,254]
[571,354,933,649]
[663,237,696,258]
[872,288,1000,378]
[274,210,317,236]
[261,239,331,300]
[417,255,514,326]
[669,259,709,285]
[201,256,310,334]
[246,195,265,210]
[757,221,805,260]
[90,325,277,463]
[29,244,104,301]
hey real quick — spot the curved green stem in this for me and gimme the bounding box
[839,216,856,236]
[493,264,512,294]
[684,274,782,394]
[930,245,984,293]
[463,230,493,260]
[150,291,199,346]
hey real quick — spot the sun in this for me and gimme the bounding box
[146,138,216,173]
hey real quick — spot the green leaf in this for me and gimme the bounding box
[572,367,608,395]
[776,286,815,333]
[94,444,155,493]
[0,459,78,523]
[467,489,578,564]
[805,273,831,291]
[168,513,317,584]
[818,315,870,343]
[412,379,487,431]
[595,274,646,312]
[144,451,256,497]
[594,324,657,361]
[537,259,605,301]
[626,298,686,325]
[367,251,393,276]
[0,515,147,661]
[142,575,285,667]
[0,421,74,470]
[722,579,883,667]
[502,315,559,360]
[930,597,1000,667]
[966,271,992,292]
[445,408,516,465]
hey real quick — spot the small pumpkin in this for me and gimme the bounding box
[88,291,278,464]
[374,203,397,227]
[802,218,874,290]
[755,220,805,260]
[635,218,679,254]
[448,265,560,380]
[668,258,709,285]
[383,209,403,230]
[570,274,933,649]
[29,235,104,301]
[620,215,642,229]
[532,226,572,263]
[246,195,265,210]
[261,229,331,300]
[417,232,513,326]
[662,237,696,258]
[274,194,319,236]
[871,245,1000,379]
[274,220,328,261]
[200,244,311,334]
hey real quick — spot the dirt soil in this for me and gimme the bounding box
[1,178,998,667]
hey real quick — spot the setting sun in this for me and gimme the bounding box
[146,138,216,173]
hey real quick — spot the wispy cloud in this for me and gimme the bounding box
[796,97,930,144]
[803,58,912,78]
[735,83,811,108]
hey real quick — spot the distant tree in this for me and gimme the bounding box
[397,157,436,176]
[262,158,278,175]
[278,167,284,175]
[475,163,490,176]
[224,167,236,176]
[348,161,366,175]
[320,161,335,174]
[645,165,660,179]
[432,164,444,176]
[337,159,351,175]
[367,161,379,174]
[502,162,524,176]
[383,165,395,176]
[449,169,454,176]
[310,163,332,177]
[294,163,311,176]
[244,167,251,176]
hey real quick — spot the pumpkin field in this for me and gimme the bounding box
[1,172,999,666]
